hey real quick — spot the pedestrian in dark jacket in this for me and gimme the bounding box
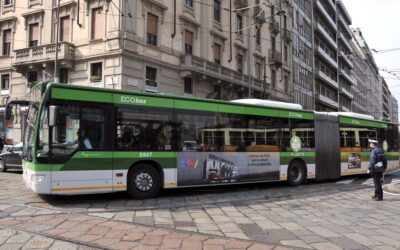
[367,139,385,201]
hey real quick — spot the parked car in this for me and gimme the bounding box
[0,142,23,172]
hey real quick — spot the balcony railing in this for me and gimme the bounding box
[339,50,354,69]
[338,33,352,52]
[268,49,282,65]
[314,0,337,30]
[14,42,75,65]
[181,54,264,91]
[340,87,354,99]
[282,28,292,42]
[339,68,356,85]
[269,19,280,34]
[313,22,337,49]
[315,46,338,69]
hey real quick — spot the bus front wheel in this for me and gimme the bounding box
[287,160,306,186]
[127,164,161,199]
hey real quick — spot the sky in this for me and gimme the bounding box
[343,0,400,108]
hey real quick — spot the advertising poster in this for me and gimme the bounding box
[348,152,361,169]
[177,152,280,186]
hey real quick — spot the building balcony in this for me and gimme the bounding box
[268,49,282,66]
[315,70,338,89]
[314,0,337,31]
[337,33,352,52]
[269,19,280,34]
[13,42,75,72]
[338,13,353,39]
[339,50,354,69]
[282,28,292,43]
[315,93,339,108]
[340,87,354,99]
[339,68,356,85]
[341,106,350,112]
[180,54,264,91]
[315,46,338,69]
[314,22,337,50]
[336,0,352,26]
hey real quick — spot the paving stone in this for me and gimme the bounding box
[5,233,32,244]
[345,233,380,247]
[310,242,344,250]
[49,241,79,250]
[22,235,54,249]
[307,226,341,238]
[328,237,366,250]
[0,243,25,250]
[280,240,313,249]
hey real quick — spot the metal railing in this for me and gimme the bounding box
[14,42,75,64]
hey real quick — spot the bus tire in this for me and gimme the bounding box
[127,164,161,199]
[0,160,6,172]
[287,160,306,186]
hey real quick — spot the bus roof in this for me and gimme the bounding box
[230,99,303,110]
[44,83,315,116]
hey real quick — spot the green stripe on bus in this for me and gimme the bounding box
[51,86,314,120]
[24,152,177,171]
[280,152,316,165]
[52,88,113,103]
[339,116,388,128]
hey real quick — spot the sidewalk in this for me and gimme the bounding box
[0,214,296,250]
[384,183,400,194]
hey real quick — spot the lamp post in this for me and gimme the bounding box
[54,0,60,83]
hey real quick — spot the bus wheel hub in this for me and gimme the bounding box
[135,172,153,191]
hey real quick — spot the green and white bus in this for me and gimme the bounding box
[10,83,399,199]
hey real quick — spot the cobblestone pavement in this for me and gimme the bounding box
[1,170,400,249]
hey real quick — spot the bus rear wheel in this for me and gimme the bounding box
[127,164,161,199]
[287,160,306,186]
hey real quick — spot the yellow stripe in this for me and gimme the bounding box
[164,182,177,187]
[51,185,127,192]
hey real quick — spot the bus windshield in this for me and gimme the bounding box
[23,103,39,161]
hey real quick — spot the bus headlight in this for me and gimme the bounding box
[31,174,45,183]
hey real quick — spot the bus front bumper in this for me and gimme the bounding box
[23,167,52,194]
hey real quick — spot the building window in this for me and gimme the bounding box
[237,14,243,35]
[60,16,70,42]
[29,23,39,47]
[284,45,288,62]
[91,7,104,40]
[271,36,276,51]
[28,72,37,86]
[2,29,11,56]
[4,0,12,5]
[59,68,68,83]
[236,54,243,73]
[185,0,193,8]
[90,62,102,82]
[1,74,9,91]
[184,77,193,95]
[284,74,289,93]
[214,0,221,23]
[145,66,157,92]
[214,43,221,64]
[255,29,261,46]
[147,13,158,46]
[255,62,262,80]
[185,30,193,54]
[214,85,221,99]
[271,69,276,88]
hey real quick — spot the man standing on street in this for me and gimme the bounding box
[367,139,385,201]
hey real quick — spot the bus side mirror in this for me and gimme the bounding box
[49,106,59,127]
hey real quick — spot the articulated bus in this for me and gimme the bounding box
[8,83,399,199]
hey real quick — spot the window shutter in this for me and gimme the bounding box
[185,31,193,46]
[92,8,105,39]
[214,44,221,61]
[29,24,39,42]
[4,30,11,43]
[60,16,70,42]
[147,13,158,35]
